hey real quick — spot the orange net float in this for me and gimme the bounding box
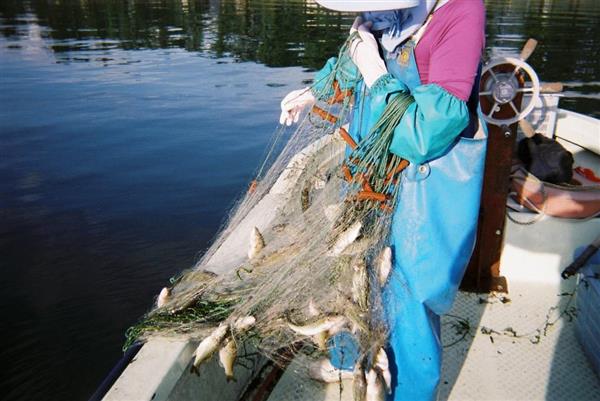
[384,159,410,184]
[248,180,258,194]
[356,190,388,202]
[379,203,394,213]
[354,172,373,192]
[327,81,353,105]
[339,127,358,150]
[342,163,354,182]
[311,105,338,124]
[343,163,376,195]
[346,156,362,167]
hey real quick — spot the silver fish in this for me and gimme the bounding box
[329,221,362,256]
[378,247,392,287]
[248,227,265,259]
[272,223,287,233]
[345,307,369,335]
[301,186,310,211]
[366,369,386,401]
[178,269,217,284]
[305,301,329,350]
[313,177,327,190]
[352,259,369,312]
[313,331,329,351]
[323,203,342,222]
[327,317,348,336]
[233,316,256,332]
[156,287,171,308]
[308,357,354,383]
[340,237,371,256]
[287,315,347,336]
[353,363,367,401]
[219,338,237,382]
[374,348,392,394]
[190,324,229,375]
[307,299,321,317]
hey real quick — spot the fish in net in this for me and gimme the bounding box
[124,32,415,398]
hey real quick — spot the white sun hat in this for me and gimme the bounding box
[314,0,420,12]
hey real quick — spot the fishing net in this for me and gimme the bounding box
[124,32,414,390]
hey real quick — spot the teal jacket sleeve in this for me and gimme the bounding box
[369,75,469,165]
[310,54,362,102]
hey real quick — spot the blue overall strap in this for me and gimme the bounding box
[385,134,486,401]
[328,13,486,401]
[380,39,486,401]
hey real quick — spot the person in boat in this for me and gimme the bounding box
[280,0,486,400]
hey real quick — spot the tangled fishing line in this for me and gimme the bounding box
[124,32,415,397]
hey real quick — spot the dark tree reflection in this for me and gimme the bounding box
[0,0,354,69]
[1,0,599,76]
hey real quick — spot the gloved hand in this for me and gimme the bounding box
[279,87,316,126]
[349,16,388,89]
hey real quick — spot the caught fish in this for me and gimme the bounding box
[179,269,217,284]
[366,369,386,401]
[313,177,327,190]
[303,301,330,350]
[313,331,329,351]
[190,324,229,375]
[374,348,392,394]
[253,243,302,267]
[301,186,310,211]
[218,338,238,382]
[156,287,171,308]
[233,316,256,332]
[340,237,371,257]
[353,363,367,401]
[287,315,347,336]
[272,223,287,233]
[352,259,369,311]
[307,299,321,317]
[378,247,392,287]
[345,306,369,335]
[329,221,362,256]
[323,203,342,222]
[248,227,265,259]
[327,316,348,337]
[308,357,354,383]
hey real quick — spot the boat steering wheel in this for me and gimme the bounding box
[479,57,541,126]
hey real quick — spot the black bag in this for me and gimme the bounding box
[517,134,574,184]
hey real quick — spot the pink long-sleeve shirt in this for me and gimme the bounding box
[414,0,486,101]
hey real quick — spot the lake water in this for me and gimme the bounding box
[1,0,598,400]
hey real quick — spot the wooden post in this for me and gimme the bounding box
[461,122,514,293]
[461,65,526,293]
